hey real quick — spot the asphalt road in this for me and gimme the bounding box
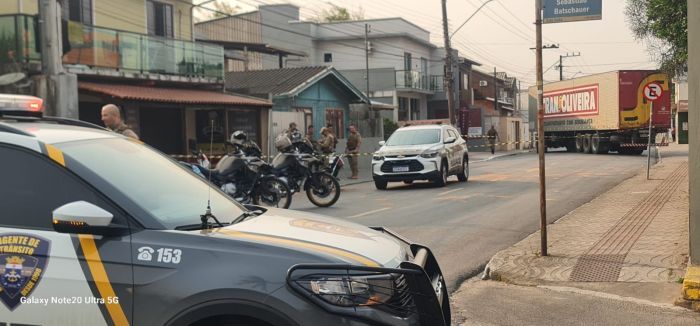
[290,150,653,291]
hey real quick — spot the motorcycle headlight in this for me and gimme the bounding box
[297,274,394,307]
[420,150,439,158]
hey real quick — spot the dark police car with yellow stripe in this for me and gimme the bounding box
[0,94,450,326]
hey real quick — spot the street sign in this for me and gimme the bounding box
[644,82,663,101]
[543,0,602,24]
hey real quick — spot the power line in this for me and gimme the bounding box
[196,0,446,63]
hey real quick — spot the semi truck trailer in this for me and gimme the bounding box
[528,70,671,154]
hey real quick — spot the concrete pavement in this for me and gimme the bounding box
[476,144,690,306]
[452,279,700,326]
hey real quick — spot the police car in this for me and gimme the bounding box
[0,94,451,326]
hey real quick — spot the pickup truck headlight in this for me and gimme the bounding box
[420,150,439,158]
[297,274,394,307]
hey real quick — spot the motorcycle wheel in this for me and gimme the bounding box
[253,178,292,209]
[305,172,341,207]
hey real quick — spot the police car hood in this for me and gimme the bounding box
[217,208,406,267]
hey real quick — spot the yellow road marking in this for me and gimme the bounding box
[215,229,380,267]
[78,235,129,326]
[45,144,65,166]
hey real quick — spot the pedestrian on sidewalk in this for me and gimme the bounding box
[319,127,335,154]
[346,124,362,179]
[286,122,298,136]
[101,104,139,140]
[305,125,318,150]
[326,123,338,151]
[487,125,499,155]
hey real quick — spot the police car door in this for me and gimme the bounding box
[0,144,133,326]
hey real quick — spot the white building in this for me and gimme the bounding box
[196,4,466,122]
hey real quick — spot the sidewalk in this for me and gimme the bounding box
[339,149,531,187]
[482,144,689,305]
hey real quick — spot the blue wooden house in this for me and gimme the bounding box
[225,66,368,140]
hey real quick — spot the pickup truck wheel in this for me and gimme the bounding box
[374,179,388,190]
[434,162,448,187]
[457,156,469,182]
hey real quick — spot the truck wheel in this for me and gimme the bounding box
[582,134,592,154]
[591,134,608,154]
[575,134,585,153]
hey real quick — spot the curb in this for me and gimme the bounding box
[682,265,700,301]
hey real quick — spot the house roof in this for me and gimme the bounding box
[79,82,272,107]
[225,66,369,103]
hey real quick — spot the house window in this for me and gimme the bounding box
[62,0,93,25]
[324,53,333,63]
[147,0,174,38]
[404,52,412,71]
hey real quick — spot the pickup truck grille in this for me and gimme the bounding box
[380,160,424,173]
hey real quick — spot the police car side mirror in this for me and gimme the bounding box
[52,201,129,236]
[378,141,386,146]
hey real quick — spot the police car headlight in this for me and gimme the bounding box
[300,274,394,307]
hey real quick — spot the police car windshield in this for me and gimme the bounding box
[56,138,245,229]
[385,129,441,146]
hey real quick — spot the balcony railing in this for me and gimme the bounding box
[0,15,41,65]
[0,14,223,80]
[395,70,445,92]
[430,75,444,91]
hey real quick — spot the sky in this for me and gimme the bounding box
[196,0,659,88]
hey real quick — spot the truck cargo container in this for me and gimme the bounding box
[528,70,671,154]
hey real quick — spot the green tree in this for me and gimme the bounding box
[625,0,687,75]
[209,1,240,19]
[318,5,364,22]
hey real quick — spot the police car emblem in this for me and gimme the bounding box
[0,233,51,310]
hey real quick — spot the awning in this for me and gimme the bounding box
[79,82,271,107]
[370,100,397,111]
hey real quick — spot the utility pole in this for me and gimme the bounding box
[535,0,548,256]
[441,0,456,126]
[688,0,700,263]
[365,23,371,98]
[558,52,581,81]
[38,0,78,118]
[494,67,499,112]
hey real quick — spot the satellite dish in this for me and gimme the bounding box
[0,72,27,86]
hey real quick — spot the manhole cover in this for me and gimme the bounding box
[569,254,625,282]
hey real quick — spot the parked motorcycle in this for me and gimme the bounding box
[183,137,292,209]
[324,153,345,178]
[271,131,341,208]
